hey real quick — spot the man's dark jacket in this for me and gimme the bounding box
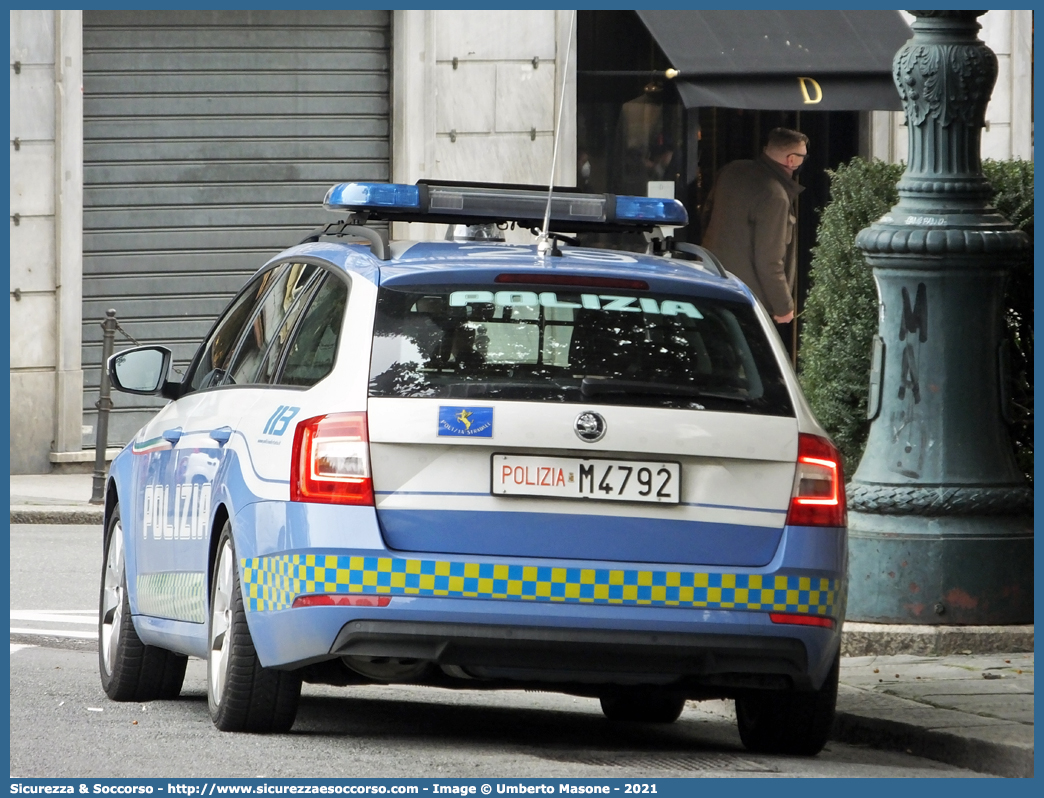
[700,153,804,317]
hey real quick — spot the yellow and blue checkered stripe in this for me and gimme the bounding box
[241,555,838,617]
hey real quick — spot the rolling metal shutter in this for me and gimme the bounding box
[81,10,390,447]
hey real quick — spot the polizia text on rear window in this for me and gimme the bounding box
[368,283,793,415]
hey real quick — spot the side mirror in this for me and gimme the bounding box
[108,346,173,395]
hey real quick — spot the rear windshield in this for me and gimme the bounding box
[368,283,793,416]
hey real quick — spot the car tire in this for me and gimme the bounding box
[735,651,840,756]
[99,504,188,701]
[599,687,687,723]
[207,521,301,733]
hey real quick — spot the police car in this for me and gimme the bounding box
[99,180,847,755]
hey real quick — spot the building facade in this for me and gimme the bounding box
[10,9,574,474]
[8,10,1030,474]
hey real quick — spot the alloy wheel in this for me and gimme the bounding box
[209,539,235,706]
[100,519,125,677]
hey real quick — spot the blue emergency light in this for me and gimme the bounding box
[325,182,421,210]
[323,181,688,231]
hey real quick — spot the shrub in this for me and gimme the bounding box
[984,159,1034,483]
[798,158,901,475]
[799,157,1033,484]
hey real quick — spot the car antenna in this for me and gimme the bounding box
[536,10,576,259]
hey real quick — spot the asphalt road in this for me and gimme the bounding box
[10,524,986,779]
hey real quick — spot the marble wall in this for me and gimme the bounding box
[9,10,83,474]
[392,10,576,243]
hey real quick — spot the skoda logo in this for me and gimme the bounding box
[574,411,606,443]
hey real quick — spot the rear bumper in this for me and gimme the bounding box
[247,595,842,692]
[234,501,845,689]
[331,619,811,692]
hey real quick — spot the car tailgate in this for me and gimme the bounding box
[367,397,797,567]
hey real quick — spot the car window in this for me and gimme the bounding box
[368,284,793,416]
[253,265,325,385]
[187,266,285,392]
[276,274,349,388]
[225,262,322,386]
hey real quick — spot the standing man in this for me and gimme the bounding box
[701,128,808,341]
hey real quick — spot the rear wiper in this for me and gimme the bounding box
[448,380,574,399]
[580,377,749,403]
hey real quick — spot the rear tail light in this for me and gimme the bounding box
[769,612,836,629]
[292,594,390,608]
[785,433,846,527]
[291,412,374,505]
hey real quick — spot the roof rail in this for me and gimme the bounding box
[669,242,728,278]
[296,220,390,260]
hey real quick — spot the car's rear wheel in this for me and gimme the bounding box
[207,522,301,733]
[735,651,839,756]
[599,687,687,723]
[99,504,187,701]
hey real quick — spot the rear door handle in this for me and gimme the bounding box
[162,428,183,445]
[210,426,233,446]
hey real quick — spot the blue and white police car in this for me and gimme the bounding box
[99,180,847,754]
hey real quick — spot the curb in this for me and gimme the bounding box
[832,687,1033,777]
[11,507,104,525]
[841,621,1034,656]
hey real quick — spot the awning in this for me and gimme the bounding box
[636,10,912,111]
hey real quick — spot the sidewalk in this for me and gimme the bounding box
[10,472,104,525]
[835,652,1033,777]
[9,472,1035,776]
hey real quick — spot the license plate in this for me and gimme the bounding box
[492,455,681,504]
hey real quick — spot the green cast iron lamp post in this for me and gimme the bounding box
[846,10,1032,624]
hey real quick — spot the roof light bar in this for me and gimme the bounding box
[322,181,688,231]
